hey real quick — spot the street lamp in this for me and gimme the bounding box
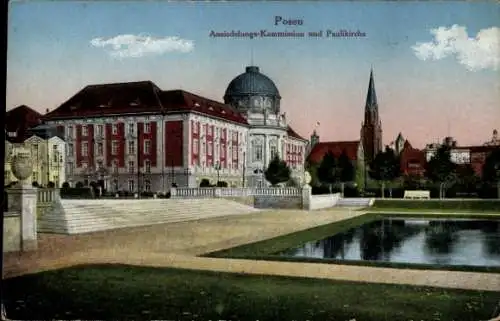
[215,162,221,185]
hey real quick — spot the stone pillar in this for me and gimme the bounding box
[214,187,222,198]
[302,184,312,210]
[7,186,38,251]
[171,187,177,198]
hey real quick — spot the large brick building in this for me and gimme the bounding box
[42,66,308,192]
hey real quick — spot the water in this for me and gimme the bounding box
[278,218,500,267]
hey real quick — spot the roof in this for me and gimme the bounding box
[42,81,249,125]
[286,126,306,141]
[5,105,43,143]
[365,69,378,110]
[307,141,361,164]
[224,66,280,100]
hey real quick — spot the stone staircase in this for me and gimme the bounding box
[335,197,374,208]
[38,198,261,234]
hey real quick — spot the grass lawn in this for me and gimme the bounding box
[3,264,500,321]
[365,207,500,214]
[371,199,500,212]
[204,212,500,274]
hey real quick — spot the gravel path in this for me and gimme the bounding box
[3,209,500,292]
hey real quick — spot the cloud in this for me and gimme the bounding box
[90,34,194,58]
[412,25,499,71]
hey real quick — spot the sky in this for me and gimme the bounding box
[6,1,500,149]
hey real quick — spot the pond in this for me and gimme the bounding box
[278,218,500,267]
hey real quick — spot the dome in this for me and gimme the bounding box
[224,66,280,100]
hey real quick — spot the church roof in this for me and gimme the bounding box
[365,69,378,110]
[307,141,361,164]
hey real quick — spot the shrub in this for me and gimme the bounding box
[216,181,228,187]
[62,182,70,189]
[200,179,211,187]
[32,181,39,187]
[47,181,55,188]
[60,187,93,199]
[75,181,84,188]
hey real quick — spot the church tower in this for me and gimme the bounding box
[360,68,383,164]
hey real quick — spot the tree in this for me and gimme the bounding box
[317,151,338,191]
[265,155,291,186]
[456,164,479,194]
[425,145,457,198]
[369,146,401,198]
[305,160,320,187]
[337,150,355,195]
[482,148,500,198]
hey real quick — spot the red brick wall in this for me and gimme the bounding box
[165,121,183,167]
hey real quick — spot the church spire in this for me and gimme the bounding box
[365,68,378,110]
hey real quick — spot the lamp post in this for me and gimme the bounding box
[215,162,221,185]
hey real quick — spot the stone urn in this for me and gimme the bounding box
[10,149,33,187]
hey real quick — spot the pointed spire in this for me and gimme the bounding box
[365,68,378,109]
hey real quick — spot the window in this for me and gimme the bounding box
[67,162,74,175]
[145,180,151,192]
[82,125,88,137]
[128,141,135,154]
[207,142,213,156]
[128,123,134,135]
[144,122,151,134]
[145,160,151,173]
[67,126,73,138]
[233,148,238,160]
[208,126,212,136]
[112,124,118,135]
[128,161,135,174]
[97,125,104,137]
[97,143,103,156]
[128,180,135,192]
[32,172,37,181]
[112,140,119,156]
[81,142,88,157]
[112,160,119,174]
[252,141,263,162]
[144,140,151,155]
[68,143,74,157]
[97,160,103,169]
[270,144,278,159]
[192,139,199,154]
[193,122,198,134]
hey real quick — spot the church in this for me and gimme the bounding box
[306,69,383,186]
[41,66,308,192]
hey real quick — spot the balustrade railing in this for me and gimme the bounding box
[172,187,301,198]
[37,188,59,204]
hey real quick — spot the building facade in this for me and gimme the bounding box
[42,66,307,192]
[5,134,66,187]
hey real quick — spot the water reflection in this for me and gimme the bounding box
[278,218,500,267]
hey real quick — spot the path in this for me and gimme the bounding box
[3,209,500,292]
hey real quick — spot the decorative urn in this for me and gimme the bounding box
[10,149,33,187]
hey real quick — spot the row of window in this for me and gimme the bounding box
[70,159,153,175]
[66,122,153,138]
[192,121,241,141]
[75,140,152,157]
[192,139,239,160]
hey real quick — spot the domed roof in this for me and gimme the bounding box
[224,66,280,99]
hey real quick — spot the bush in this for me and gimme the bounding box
[216,181,228,188]
[75,181,84,188]
[47,181,55,188]
[200,179,211,187]
[62,182,70,189]
[32,181,39,187]
[140,191,155,198]
[60,187,93,199]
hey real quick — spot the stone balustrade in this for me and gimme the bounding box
[171,187,302,198]
[37,188,59,204]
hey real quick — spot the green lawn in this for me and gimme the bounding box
[3,264,499,321]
